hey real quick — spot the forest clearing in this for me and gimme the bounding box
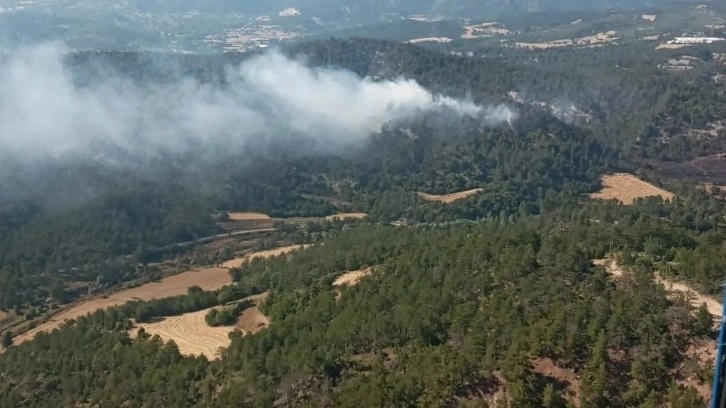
[324,212,368,221]
[13,245,305,346]
[12,266,232,345]
[590,173,674,204]
[417,188,483,203]
[221,244,311,268]
[130,308,236,359]
[227,212,271,221]
[333,268,374,287]
[129,292,270,359]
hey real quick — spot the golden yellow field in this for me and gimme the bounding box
[417,188,483,203]
[14,245,304,346]
[227,212,271,221]
[131,308,236,359]
[129,292,270,360]
[590,173,674,204]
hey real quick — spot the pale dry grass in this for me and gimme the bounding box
[656,43,689,50]
[0,310,7,321]
[15,245,301,345]
[221,244,311,269]
[131,308,235,359]
[462,23,511,39]
[333,268,374,287]
[227,212,271,221]
[324,212,367,222]
[418,188,483,203]
[14,266,232,345]
[590,173,674,204]
[406,37,452,44]
[129,292,270,360]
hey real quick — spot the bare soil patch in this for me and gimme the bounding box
[418,188,483,203]
[235,293,270,334]
[324,212,367,222]
[590,173,674,204]
[532,358,581,406]
[221,244,311,269]
[0,310,7,322]
[642,14,657,22]
[227,212,271,221]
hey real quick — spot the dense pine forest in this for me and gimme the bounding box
[1,24,726,406]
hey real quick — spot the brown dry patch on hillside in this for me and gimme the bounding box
[221,244,311,269]
[0,310,7,322]
[418,188,483,203]
[227,212,271,221]
[590,173,674,204]
[235,293,270,335]
[532,358,581,406]
[130,308,235,360]
[676,337,716,401]
[324,212,367,222]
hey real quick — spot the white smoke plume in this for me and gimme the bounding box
[0,42,516,161]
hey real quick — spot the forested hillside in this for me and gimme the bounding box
[1,32,726,406]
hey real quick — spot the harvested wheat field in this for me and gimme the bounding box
[324,212,367,222]
[14,245,302,345]
[333,268,374,287]
[590,173,674,204]
[227,212,271,221]
[418,188,483,203]
[221,244,312,269]
[14,266,232,345]
[131,308,235,359]
[128,292,270,359]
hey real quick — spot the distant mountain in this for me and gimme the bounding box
[137,0,698,19]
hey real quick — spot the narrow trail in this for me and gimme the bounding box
[594,258,722,316]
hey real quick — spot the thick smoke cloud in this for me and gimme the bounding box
[0,42,516,163]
